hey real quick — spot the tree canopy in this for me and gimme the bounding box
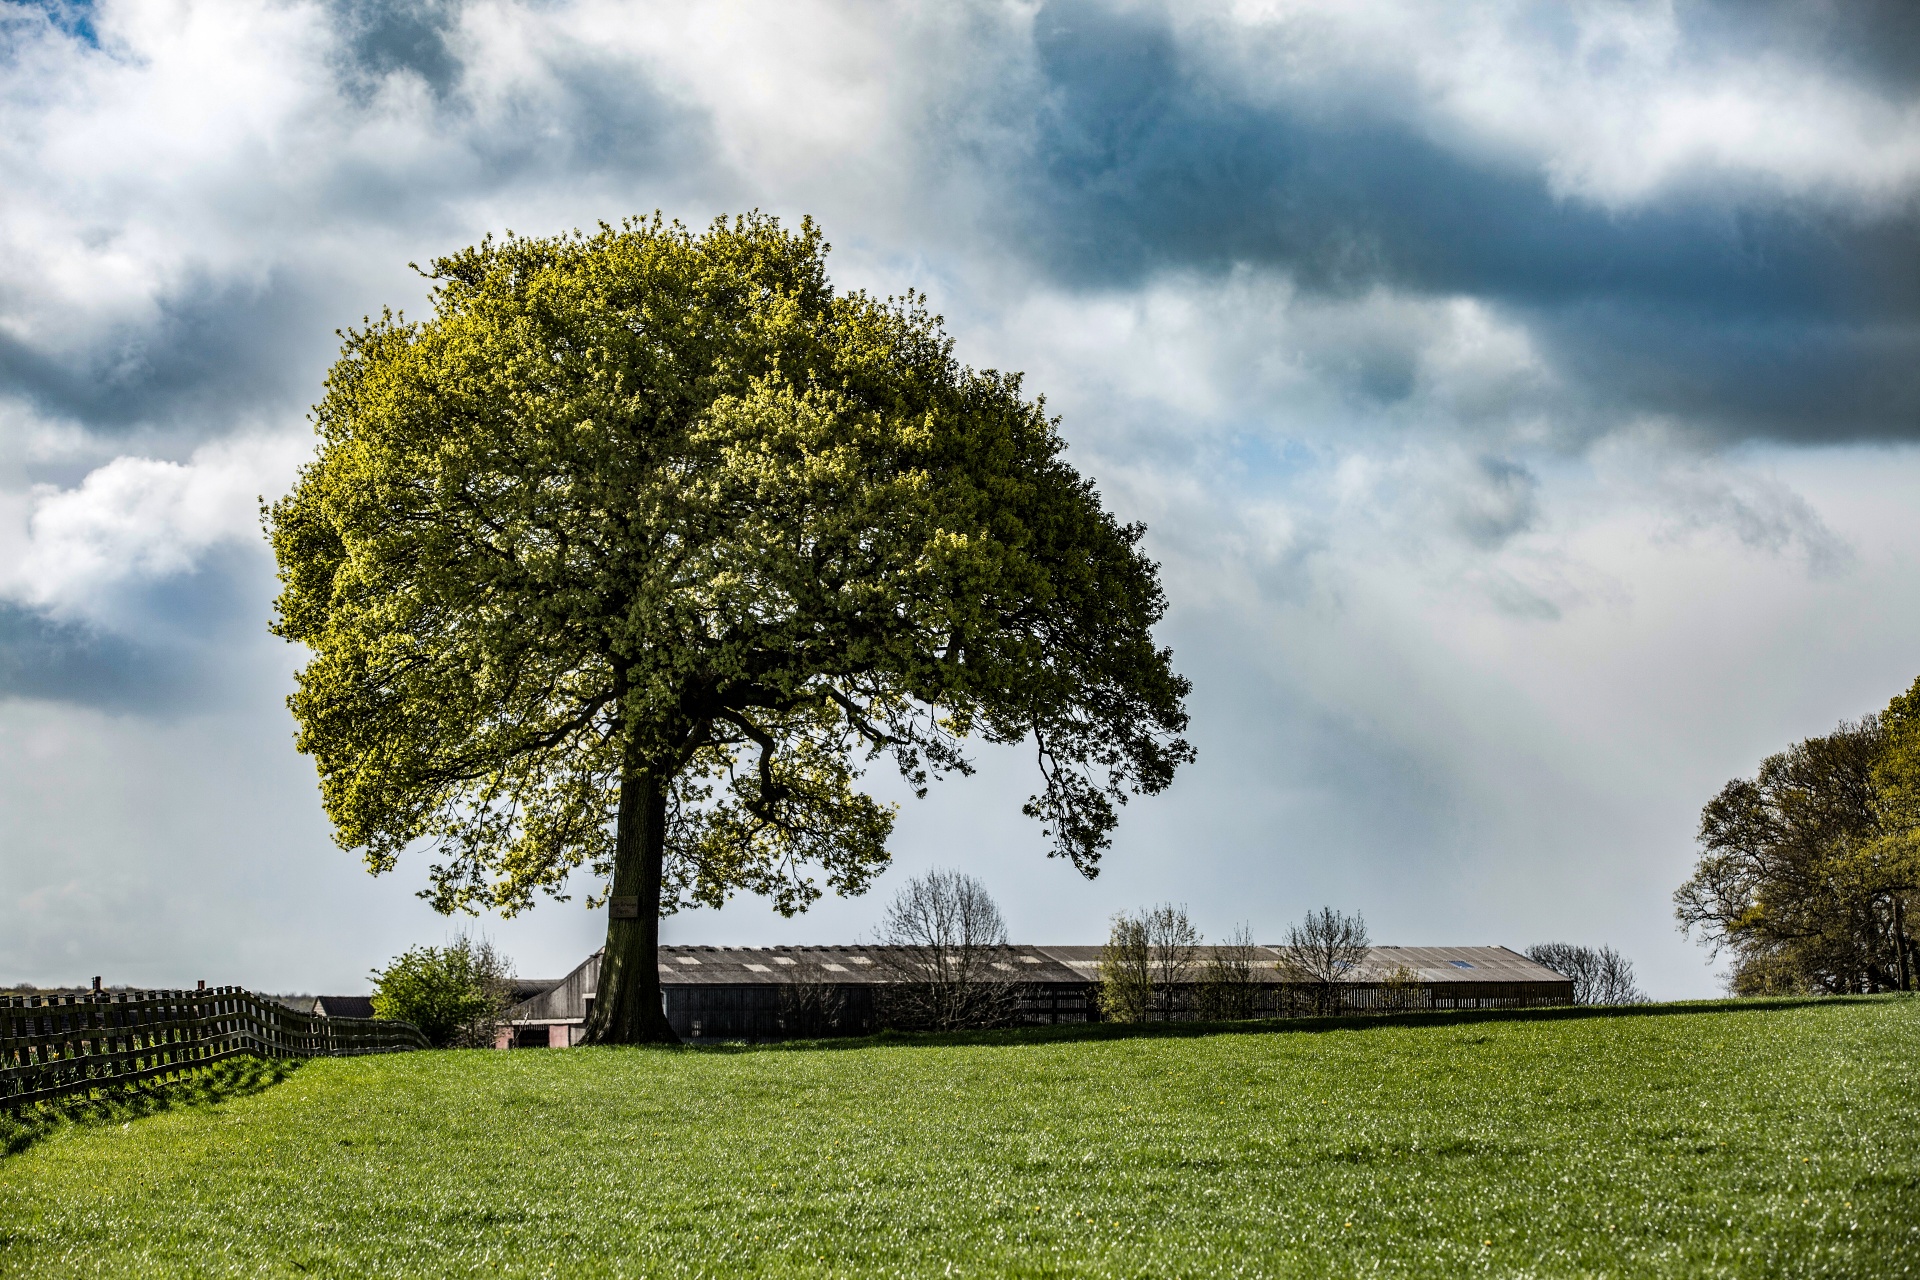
[1675,688,1920,994]
[269,214,1193,1041]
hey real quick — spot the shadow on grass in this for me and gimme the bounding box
[0,1056,302,1159]
[658,993,1906,1056]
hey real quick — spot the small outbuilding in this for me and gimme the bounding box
[498,943,1572,1046]
[311,995,377,1020]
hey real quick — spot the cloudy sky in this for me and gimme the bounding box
[3,0,1917,997]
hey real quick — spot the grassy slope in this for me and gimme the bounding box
[0,998,1914,1278]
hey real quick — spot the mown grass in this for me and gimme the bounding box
[0,997,1913,1278]
[0,1056,300,1158]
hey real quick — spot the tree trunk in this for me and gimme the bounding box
[583,762,680,1045]
[1896,899,1912,992]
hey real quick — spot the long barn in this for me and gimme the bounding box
[498,944,1573,1047]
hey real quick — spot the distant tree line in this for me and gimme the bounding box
[357,872,1654,1047]
[1091,906,1649,1020]
[1675,675,1920,995]
[1095,904,1382,1021]
[846,878,1648,1029]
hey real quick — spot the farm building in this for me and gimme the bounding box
[498,944,1572,1046]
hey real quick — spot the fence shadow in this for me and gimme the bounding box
[2,986,428,1110]
[0,1055,301,1160]
[688,993,1899,1055]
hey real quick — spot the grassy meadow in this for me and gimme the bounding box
[0,997,1914,1278]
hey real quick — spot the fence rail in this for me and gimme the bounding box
[1,987,428,1109]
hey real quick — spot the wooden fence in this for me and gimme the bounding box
[1,987,429,1109]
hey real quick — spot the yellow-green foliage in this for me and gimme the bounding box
[266,214,1191,922]
[2,1000,1912,1277]
[1877,676,1920,827]
[1871,677,1920,897]
[1678,703,1920,993]
[1096,914,1149,1022]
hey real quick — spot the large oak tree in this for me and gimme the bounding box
[268,215,1193,1042]
[1675,710,1920,994]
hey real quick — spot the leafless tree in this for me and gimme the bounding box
[1144,904,1201,1020]
[870,869,1016,1031]
[1098,913,1151,1023]
[1527,943,1648,1006]
[1591,947,1646,1005]
[1198,923,1263,1020]
[451,935,519,1049]
[1281,907,1370,1015]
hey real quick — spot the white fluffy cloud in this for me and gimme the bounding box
[1211,0,1920,209]
[0,433,307,619]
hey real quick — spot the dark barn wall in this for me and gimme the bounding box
[664,983,1098,1042]
[664,985,878,1042]
[659,980,1573,1043]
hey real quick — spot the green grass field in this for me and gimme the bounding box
[1,997,1914,1278]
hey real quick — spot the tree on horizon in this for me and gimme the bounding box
[267,213,1193,1043]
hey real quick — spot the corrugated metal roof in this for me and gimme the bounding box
[646,944,1566,987]
[1356,946,1568,984]
[651,945,1090,986]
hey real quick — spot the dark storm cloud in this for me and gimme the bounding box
[1015,0,1920,443]
[0,545,266,714]
[1,0,1912,726]
[1451,457,1540,550]
[0,65,704,444]
[327,0,464,97]
[1680,0,1920,98]
[319,0,712,174]
[467,55,714,182]
[0,605,198,712]
[0,269,328,436]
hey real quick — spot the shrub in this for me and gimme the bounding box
[370,936,516,1048]
[1377,963,1428,1013]
[1729,950,1811,997]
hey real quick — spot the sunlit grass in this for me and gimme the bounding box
[1,997,1913,1277]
